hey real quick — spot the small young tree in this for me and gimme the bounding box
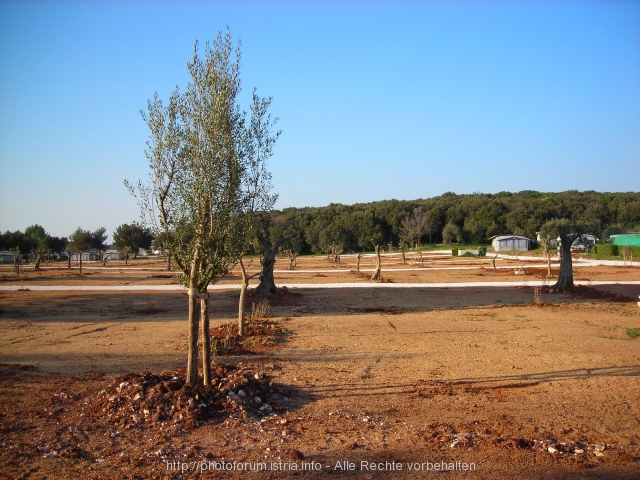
[11,247,21,277]
[399,239,407,265]
[127,32,278,384]
[119,246,131,266]
[152,231,172,271]
[539,233,554,278]
[236,91,280,335]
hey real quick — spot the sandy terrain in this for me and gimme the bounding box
[0,253,639,479]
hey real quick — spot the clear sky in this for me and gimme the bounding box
[1,0,639,240]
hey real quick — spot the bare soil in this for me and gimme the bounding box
[0,256,639,479]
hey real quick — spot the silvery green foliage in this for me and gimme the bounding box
[126,30,279,291]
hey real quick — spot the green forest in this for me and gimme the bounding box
[2,190,639,257]
[259,190,640,254]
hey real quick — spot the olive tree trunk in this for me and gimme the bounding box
[186,252,202,385]
[34,251,42,271]
[552,234,574,291]
[371,245,382,280]
[237,254,258,336]
[200,292,211,385]
[254,229,293,297]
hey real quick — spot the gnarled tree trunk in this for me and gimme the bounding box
[553,234,574,291]
[254,228,293,297]
[287,249,298,270]
[371,245,382,280]
[34,251,42,270]
[256,241,278,296]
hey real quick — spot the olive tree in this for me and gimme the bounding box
[113,222,153,260]
[127,32,278,385]
[540,218,579,291]
[67,227,93,274]
[236,92,280,335]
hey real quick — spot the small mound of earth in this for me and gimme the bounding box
[210,318,287,355]
[246,288,303,307]
[90,364,289,429]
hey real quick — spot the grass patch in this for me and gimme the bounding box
[626,328,639,340]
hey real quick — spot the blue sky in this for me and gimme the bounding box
[1,0,639,239]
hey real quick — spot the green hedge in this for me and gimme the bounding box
[593,244,618,256]
[593,245,640,257]
[478,246,487,257]
[451,248,458,257]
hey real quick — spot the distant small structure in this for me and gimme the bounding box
[610,234,640,247]
[69,251,96,261]
[491,235,532,252]
[0,251,14,264]
[105,246,121,261]
[571,234,598,251]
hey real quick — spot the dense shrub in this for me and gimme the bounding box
[594,244,618,256]
[451,248,459,257]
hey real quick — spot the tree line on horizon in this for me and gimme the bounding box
[2,190,607,275]
[2,190,639,260]
[258,190,640,255]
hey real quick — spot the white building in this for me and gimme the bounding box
[491,235,532,252]
[69,251,96,261]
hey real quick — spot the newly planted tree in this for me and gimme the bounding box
[236,91,280,335]
[128,32,278,384]
[539,232,554,278]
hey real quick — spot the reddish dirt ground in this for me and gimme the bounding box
[0,255,639,479]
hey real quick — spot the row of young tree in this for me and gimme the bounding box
[0,223,155,270]
[253,190,640,257]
